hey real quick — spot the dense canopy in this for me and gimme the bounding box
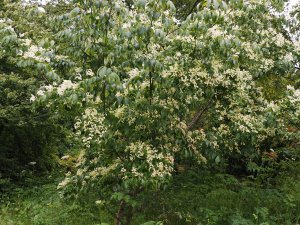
[1,0,300,224]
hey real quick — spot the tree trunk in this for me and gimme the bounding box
[125,205,133,225]
[114,200,125,225]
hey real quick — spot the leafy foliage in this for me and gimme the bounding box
[1,0,300,224]
[0,1,68,190]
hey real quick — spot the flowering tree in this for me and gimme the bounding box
[19,0,300,223]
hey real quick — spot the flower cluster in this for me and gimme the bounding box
[23,44,51,63]
[74,108,107,149]
[121,142,174,180]
[57,80,78,96]
[208,25,225,38]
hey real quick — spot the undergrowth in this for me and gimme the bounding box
[1,160,299,225]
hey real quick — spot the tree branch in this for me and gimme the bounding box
[187,97,213,131]
[185,0,201,19]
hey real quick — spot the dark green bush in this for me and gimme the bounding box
[0,73,67,190]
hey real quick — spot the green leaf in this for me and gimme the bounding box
[137,0,147,9]
[167,1,176,13]
[154,29,165,39]
[207,0,212,7]
[70,7,80,17]
[107,72,120,84]
[213,0,219,9]
[97,67,108,78]
[221,1,228,9]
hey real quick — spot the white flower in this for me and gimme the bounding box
[23,51,35,58]
[122,22,131,29]
[57,178,70,189]
[61,155,70,160]
[30,94,36,102]
[283,53,293,62]
[267,101,279,112]
[175,52,181,57]
[37,90,45,96]
[76,169,83,176]
[128,68,140,79]
[208,25,224,38]
[75,74,82,80]
[37,7,46,14]
[95,200,104,205]
[287,85,294,91]
[86,69,94,77]
[131,167,137,173]
[275,33,285,47]
[57,80,78,96]
[158,162,164,171]
[114,106,125,118]
[23,39,31,46]
[44,85,54,92]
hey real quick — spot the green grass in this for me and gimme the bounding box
[0,174,112,225]
[1,161,300,225]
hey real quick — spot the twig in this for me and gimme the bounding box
[187,97,213,131]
